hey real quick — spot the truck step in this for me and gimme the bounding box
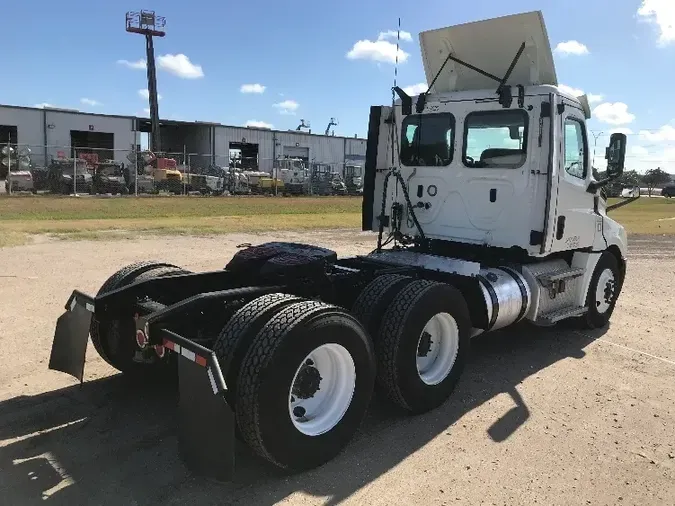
[536,305,588,325]
[536,267,585,285]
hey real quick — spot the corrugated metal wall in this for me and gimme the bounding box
[0,105,367,173]
[214,126,367,172]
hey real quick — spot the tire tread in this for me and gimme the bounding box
[236,300,330,468]
[351,274,413,337]
[375,279,437,411]
[212,293,303,403]
[90,261,185,370]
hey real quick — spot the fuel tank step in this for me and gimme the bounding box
[536,305,588,325]
[536,267,585,286]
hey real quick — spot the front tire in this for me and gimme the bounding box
[235,300,376,471]
[375,279,471,414]
[581,252,621,329]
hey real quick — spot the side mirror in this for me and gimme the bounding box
[587,132,627,194]
[605,132,626,179]
[393,86,413,116]
[508,125,521,140]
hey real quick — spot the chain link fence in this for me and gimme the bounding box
[1,143,364,197]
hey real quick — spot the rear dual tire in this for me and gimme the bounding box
[90,261,190,375]
[214,296,376,472]
[352,276,471,414]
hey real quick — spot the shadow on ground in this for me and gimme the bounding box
[0,321,607,506]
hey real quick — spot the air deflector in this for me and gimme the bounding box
[419,11,558,94]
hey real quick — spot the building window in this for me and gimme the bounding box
[463,110,528,168]
[400,113,455,167]
[563,118,587,179]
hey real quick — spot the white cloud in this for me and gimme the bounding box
[34,103,55,108]
[143,108,150,115]
[346,39,409,64]
[592,102,636,125]
[117,58,147,69]
[240,83,266,94]
[637,0,675,46]
[157,54,204,79]
[587,93,604,104]
[402,83,428,96]
[610,127,634,135]
[639,124,675,142]
[553,40,590,55]
[631,145,649,156]
[273,99,299,115]
[378,30,413,42]
[245,120,274,129]
[80,98,101,106]
[138,89,163,100]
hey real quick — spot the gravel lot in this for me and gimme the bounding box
[0,230,673,506]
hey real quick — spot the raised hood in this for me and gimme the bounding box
[419,10,557,94]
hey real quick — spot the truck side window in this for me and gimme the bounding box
[564,118,587,179]
[463,110,528,169]
[400,113,455,167]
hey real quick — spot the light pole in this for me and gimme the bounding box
[591,130,604,173]
[126,10,165,153]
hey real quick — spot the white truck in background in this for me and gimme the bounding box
[48,10,628,482]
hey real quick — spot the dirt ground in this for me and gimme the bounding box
[0,230,673,506]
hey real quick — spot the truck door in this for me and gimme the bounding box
[548,104,598,253]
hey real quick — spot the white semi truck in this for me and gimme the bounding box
[49,11,628,481]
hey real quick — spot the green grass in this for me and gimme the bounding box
[607,196,675,235]
[0,195,363,246]
[0,194,361,221]
[0,194,672,248]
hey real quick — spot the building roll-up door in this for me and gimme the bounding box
[282,146,309,160]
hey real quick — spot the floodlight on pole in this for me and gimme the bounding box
[126,10,165,153]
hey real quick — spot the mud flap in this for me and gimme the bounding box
[48,291,94,382]
[177,351,235,481]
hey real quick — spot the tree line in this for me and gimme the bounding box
[593,167,673,197]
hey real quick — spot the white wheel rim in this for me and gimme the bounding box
[416,312,460,386]
[288,343,356,436]
[595,268,616,314]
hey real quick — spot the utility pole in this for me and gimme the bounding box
[591,131,604,172]
[126,10,165,153]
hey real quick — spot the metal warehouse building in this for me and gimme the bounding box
[0,104,366,174]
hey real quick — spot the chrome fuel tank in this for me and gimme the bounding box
[477,267,531,332]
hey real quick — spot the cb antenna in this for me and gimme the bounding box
[390,17,401,167]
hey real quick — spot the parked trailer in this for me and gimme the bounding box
[49,11,629,482]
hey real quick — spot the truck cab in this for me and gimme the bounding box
[364,11,627,263]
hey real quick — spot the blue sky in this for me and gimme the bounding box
[1,0,674,172]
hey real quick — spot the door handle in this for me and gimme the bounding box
[556,215,566,240]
